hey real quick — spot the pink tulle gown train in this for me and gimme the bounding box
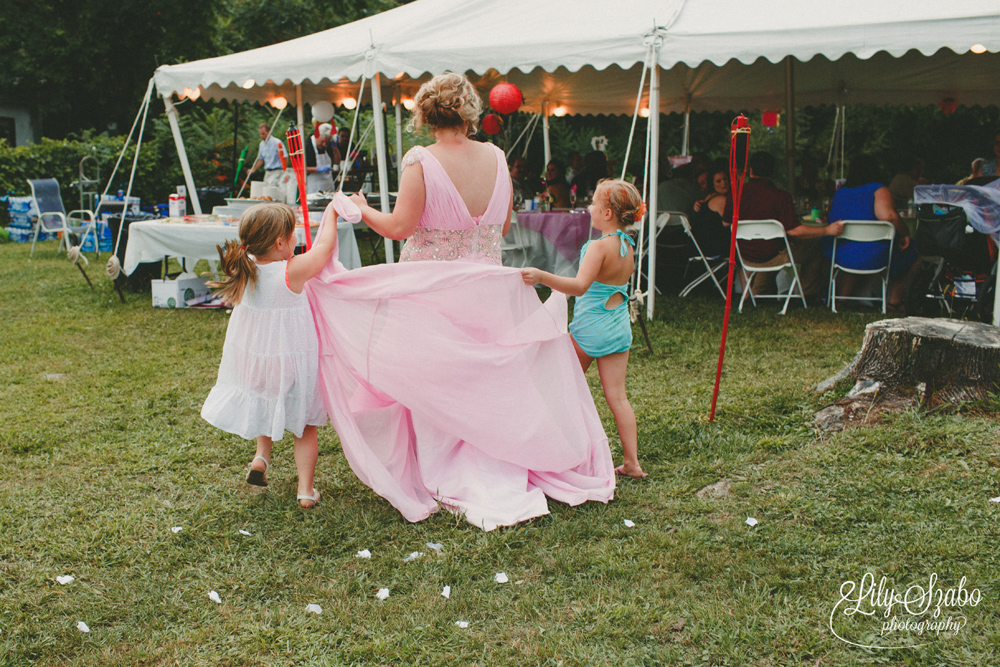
[306,144,615,530]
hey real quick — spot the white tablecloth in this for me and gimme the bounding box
[123,219,362,275]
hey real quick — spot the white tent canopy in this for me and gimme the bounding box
[151,0,1000,317]
[154,0,1000,113]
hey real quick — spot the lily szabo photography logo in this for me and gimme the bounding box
[829,572,982,649]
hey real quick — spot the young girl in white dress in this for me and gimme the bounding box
[201,202,337,508]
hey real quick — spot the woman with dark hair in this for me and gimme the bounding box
[690,165,730,257]
[822,154,920,309]
[544,160,572,208]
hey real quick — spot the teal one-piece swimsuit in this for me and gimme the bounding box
[568,230,636,358]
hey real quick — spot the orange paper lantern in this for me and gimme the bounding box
[489,83,523,115]
[939,98,958,115]
[481,113,503,135]
[762,110,779,127]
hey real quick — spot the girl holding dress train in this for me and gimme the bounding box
[521,179,646,479]
[201,202,338,508]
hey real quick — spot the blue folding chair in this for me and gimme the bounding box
[28,178,97,257]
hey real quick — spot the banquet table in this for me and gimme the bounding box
[503,210,597,277]
[122,218,362,276]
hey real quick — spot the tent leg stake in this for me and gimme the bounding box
[75,262,94,290]
[637,314,653,354]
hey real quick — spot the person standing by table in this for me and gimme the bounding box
[305,123,342,194]
[247,123,288,188]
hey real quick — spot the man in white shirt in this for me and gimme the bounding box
[248,123,287,188]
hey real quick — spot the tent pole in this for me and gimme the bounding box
[542,100,551,167]
[784,56,796,197]
[682,107,690,156]
[394,85,404,191]
[162,95,202,214]
[371,73,395,263]
[296,85,305,134]
[646,57,660,320]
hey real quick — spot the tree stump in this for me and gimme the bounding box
[815,317,1000,430]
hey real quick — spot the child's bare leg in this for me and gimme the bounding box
[293,426,319,507]
[252,436,272,471]
[571,336,594,373]
[596,351,643,477]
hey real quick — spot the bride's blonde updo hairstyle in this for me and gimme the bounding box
[408,72,483,136]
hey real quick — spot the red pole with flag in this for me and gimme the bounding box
[285,128,313,249]
[709,115,751,421]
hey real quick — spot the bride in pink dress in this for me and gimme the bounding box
[305,72,615,530]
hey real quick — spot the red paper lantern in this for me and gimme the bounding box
[939,98,958,115]
[481,113,503,135]
[762,110,779,128]
[489,83,523,115]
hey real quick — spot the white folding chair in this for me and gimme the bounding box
[735,219,807,315]
[827,220,895,313]
[28,178,97,257]
[677,213,728,298]
[501,210,528,268]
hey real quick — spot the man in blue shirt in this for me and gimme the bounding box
[248,123,287,188]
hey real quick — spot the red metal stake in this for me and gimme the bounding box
[285,128,313,250]
[709,115,752,421]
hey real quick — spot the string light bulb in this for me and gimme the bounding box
[342,97,358,110]
[401,97,415,111]
[971,43,987,54]
[552,106,568,117]
[639,107,650,118]
[271,96,287,110]
[242,79,256,89]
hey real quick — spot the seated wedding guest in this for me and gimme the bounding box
[656,161,703,219]
[958,158,986,185]
[888,155,927,210]
[724,151,843,300]
[981,131,1000,177]
[689,165,730,257]
[544,160,572,208]
[565,151,584,187]
[821,154,920,310]
[509,156,536,201]
[576,151,611,202]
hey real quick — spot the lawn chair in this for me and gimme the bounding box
[501,211,529,268]
[827,220,895,313]
[638,211,688,295]
[28,178,97,258]
[677,213,728,298]
[735,219,806,315]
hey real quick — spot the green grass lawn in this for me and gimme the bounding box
[2,240,998,666]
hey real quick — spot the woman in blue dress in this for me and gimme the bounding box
[822,155,921,309]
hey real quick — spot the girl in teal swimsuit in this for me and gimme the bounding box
[522,179,647,479]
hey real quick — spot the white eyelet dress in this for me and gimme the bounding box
[201,260,327,441]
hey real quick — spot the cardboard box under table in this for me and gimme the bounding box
[151,273,212,308]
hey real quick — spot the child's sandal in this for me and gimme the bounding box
[297,488,320,509]
[246,456,269,487]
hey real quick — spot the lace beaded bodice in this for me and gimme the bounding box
[398,144,510,266]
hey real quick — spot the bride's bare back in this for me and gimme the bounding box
[425,139,498,217]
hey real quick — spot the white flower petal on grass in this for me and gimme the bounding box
[623,519,635,528]
[76,621,90,633]
[426,542,444,552]
[990,497,1000,503]
[208,590,222,604]
[442,585,451,599]
[376,588,390,600]
[56,575,75,585]
[455,621,469,629]
[305,604,322,615]
[402,551,424,562]
[239,530,252,536]
[745,517,759,527]
[495,572,509,584]
[170,526,183,534]
[356,549,372,559]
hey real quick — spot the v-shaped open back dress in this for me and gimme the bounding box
[305,143,615,530]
